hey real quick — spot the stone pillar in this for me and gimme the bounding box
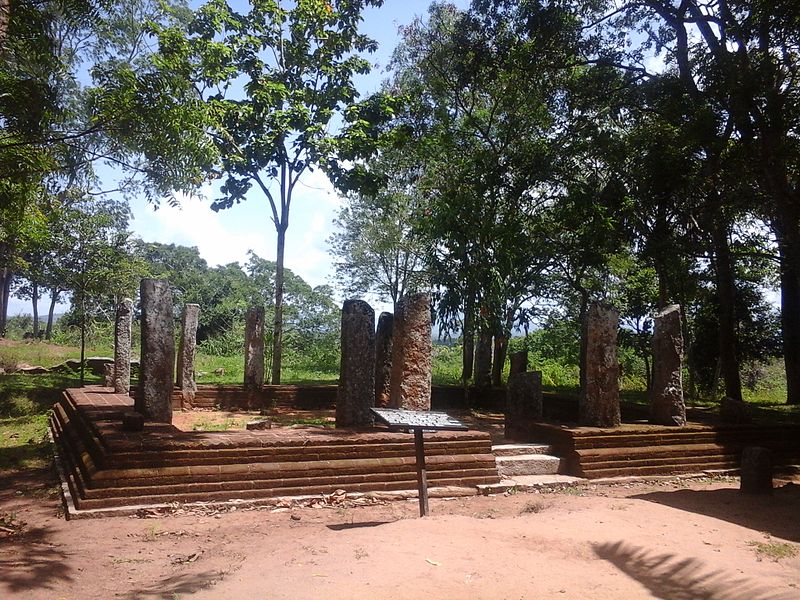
[649,304,686,426]
[176,303,200,403]
[389,293,432,411]
[244,306,265,390]
[579,302,620,427]
[137,279,174,423]
[473,329,493,387]
[337,300,376,427]
[505,371,542,441]
[740,446,773,494]
[113,298,133,395]
[509,350,528,375]
[374,312,393,408]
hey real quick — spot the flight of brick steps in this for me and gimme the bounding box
[492,443,565,477]
[50,388,501,516]
[529,423,800,479]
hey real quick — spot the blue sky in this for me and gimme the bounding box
[8,0,470,318]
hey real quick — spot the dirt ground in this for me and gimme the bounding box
[2,469,799,600]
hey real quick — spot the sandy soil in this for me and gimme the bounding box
[2,469,799,600]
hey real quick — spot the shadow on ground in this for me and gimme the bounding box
[594,540,796,600]
[0,524,73,593]
[632,483,800,542]
[123,571,229,599]
[327,520,393,531]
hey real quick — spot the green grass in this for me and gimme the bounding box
[747,540,798,561]
[0,340,114,370]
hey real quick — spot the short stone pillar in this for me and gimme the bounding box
[137,279,175,423]
[244,306,265,390]
[580,302,620,428]
[374,312,393,408]
[176,303,200,403]
[113,298,133,395]
[505,371,543,441]
[649,304,686,426]
[473,330,493,387]
[740,446,773,494]
[102,363,114,387]
[389,293,432,411]
[337,300,376,427]
[509,350,528,375]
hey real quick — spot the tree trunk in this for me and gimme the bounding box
[0,267,12,337]
[491,310,514,387]
[710,198,742,402]
[31,281,39,338]
[461,300,474,383]
[473,327,493,388]
[45,289,59,339]
[775,217,800,405]
[578,290,589,394]
[79,290,86,385]
[271,224,287,385]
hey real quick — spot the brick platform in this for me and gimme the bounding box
[528,421,800,479]
[50,387,500,517]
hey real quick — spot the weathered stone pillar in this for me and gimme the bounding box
[176,303,200,404]
[389,293,432,410]
[137,279,174,423]
[649,304,686,426]
[113,298,133,395]
[740,446,773,494]
[473,329,493,387]
[579,302,620,427]
[505,371,542,441]
[509,350,528,375]
[337,300,376,427]
[244,306,265,390]
[374,312,393,408]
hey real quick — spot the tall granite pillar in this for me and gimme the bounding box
[337,300,376,427]
[374,312,393,408]
[176,303,200,403]
[113,298,133,395]
[649,304,686,426]
[509,350,528,375]
[579,302,620,427]
[473,329,493,388]
[244,306,265,390]
[137,279,174,423]
[389,293,432,410]
[505,371,543,441]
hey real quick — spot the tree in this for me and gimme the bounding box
[94,0,382,383]
[329,149,429,309]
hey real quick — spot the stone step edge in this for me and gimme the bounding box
[495,454,562,463]
[477,470,743,496]
[492,444,553,457]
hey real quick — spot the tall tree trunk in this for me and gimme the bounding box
[461,297,475,383]
[473,327,493,388]
[774,216,800,405]
[0,267,12,337]
[711,210,742,401]
[45,289,59,339]
[491,309,514,387]
[271,224,287,385]
[31,281,40,338]
[578,290,589,394]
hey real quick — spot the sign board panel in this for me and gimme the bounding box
[371,408,468,432]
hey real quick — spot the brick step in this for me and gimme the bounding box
[495,454,564,477]
[570,428,800,450]
[81,466,500,500]
[74,474,501,510]
[492,444,553,457]
[576,442,737,461]
[580,461,738,479]
[88,454,498,488]
[108,440,493,468]
[579,453,740,472]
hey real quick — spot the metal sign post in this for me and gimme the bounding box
[371,408,468,517]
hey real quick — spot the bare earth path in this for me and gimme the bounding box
[1,470,798,599]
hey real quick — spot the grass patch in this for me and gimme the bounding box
[520,500,548,514]
[0,414,51,471]
[190,417,248,432]
[747,540,798,561]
